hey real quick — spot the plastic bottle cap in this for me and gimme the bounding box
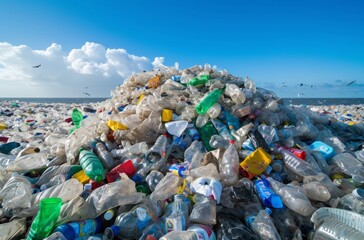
[229,140,235,144]
[103,209,115,221]
[40,185,47,191]
[95,175,104,182]
[265,207,273,215]
[352,188,364,199]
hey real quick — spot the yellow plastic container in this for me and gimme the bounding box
[72,170,90,184]
[240,147,272,175]
[147,75,161,89]
[0,123,7,130]
[107,120,128,131]
[161,109,173,122]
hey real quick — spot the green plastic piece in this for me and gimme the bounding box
[79,148,105,182]
[195,88,223,115]
[188,74,210,86]
[27,198,62,240]
[71,108,83,129]
[197,121,218,151]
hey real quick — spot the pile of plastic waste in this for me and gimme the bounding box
[1,64,364,240]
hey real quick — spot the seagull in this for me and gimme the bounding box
[83,92,91,96]
[32,64,41,68]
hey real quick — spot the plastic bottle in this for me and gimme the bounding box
[254,179,283,208]
[185,124,200,141]
[251,209,281,240]
[139,219,166,240]
[302,181,331,202]
[220,110,240,130]
[209,135,229,149]
[52,218,102,240]
[195,114,209,128]
[111,142,148,158]
[331,152,363,177]
[94,142,114,170]
[206,103,221,119]
[188,74,210,86]
[267,177,316,217]
[27,198,62,240]
[40,174,66,191]
[189,195,216,225]
[71,108,83,129]
[272,208,301,240]
[165,194,189,232]
[145,170,164,192]
[195,88,224,115]
[79,148,105,182]
[36,165,82,186]
[224,83,246,104]
[279,148,319,178]
[211,119,231,140]
[145,134,168,163]
[220,140,239,186]
[337,188,364,214]
[197,121,217,151]
[150,173,183,201]
[109,198,164,239]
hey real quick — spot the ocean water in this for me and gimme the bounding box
[0,97,364,106]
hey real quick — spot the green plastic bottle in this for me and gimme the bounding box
[27,198,62,240]
[79,148,105,182]
[72,108,84,129]
[188,74,210,86]
[197,120,218,151]
[195,88,223,115]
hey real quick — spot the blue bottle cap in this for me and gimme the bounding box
[270,194,283,208]
[265,207,273,215]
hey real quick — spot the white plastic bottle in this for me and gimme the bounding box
[219,140,239,186]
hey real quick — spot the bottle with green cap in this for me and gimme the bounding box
[27,197,62,240]
[187,74,210,86]
[195,88,224,115]
[71,108,84,133]
[79,148,105,182]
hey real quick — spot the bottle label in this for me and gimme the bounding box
[165,214,185,232]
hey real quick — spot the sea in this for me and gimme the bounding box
[0,97,364,106]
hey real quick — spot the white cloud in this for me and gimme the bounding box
[0,42,162,97]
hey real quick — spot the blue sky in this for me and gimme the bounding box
[0,0,363,98]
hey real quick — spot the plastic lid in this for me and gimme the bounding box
[229,140,235,144]
[265,207,273,215]
[352,175,364,185]
[352,188,364,199]
[103,209,115,221]
[94,175,104,183]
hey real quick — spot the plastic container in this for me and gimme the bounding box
[106,160,136,183]
[79,148,105,182]
[240,147,272,176]
[219,140,240,186]
[309,141,335,159]
[254,179,283,208]
[94,142,114,170]
[195,89,224,115]
[27,198,63,240]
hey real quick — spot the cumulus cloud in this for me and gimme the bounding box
[0,42,164,97]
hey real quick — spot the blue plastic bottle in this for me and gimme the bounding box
[52,218,102,240]
[254,179,283,208]
[0,141,20,154]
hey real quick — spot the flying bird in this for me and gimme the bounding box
[83,92,91,96]
[32,64,41,68]
[347,80,356,86]
[300,83,304,87]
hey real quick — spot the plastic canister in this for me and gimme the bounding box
[240,147,272,175]
[309,141,335,159]
[106,160,136,183]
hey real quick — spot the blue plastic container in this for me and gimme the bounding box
[254,179,283,208]
[309,141,335,159]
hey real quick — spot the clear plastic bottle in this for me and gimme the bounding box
[160,231,198,240]
[165,194,189,232]
[111,142,148,158]
[331,152,364,177]
[337,188,364,214]
[279,148,319,178]
[251,209,281,240]
[209,135,229,149]
[150,173,183,201]
[311,218,364,240]
[211,119,231,140]
[36,165,82,186]
[267,177,316,217]
[94,142,114,170]
[302,181,331,202]
[224,83,246,104]
[206,103,221,119]
[146,170,165,192]
[145,134,168,163]
[189,195,216,225]
[219,140,240,186]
